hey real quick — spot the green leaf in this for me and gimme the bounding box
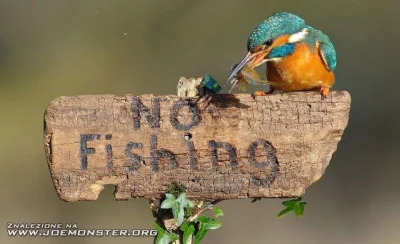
[277,207,293,217]
[293,202,306,216]
[177,203,185,225]
[197,216,221,230]
[176,192,186,203]
[282,200,292,207]
[162,192,195,225]
[153,222,179,244]
[165,193,176,201]
[278,197,307,217]
[171,201,184,225]
[177,192,194,209]
[213,207,224,218]
[161,194,177,210]
[282,197,301,207]
[194,216,221,244]
[181,222,196,244]
[186,199,194,208]
[161,198,175,209]
[194,226,208,244]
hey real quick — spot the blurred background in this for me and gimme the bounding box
[0,0,399,243]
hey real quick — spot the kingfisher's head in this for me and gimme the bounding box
[226,12,308,86]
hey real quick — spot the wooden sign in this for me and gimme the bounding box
[43,86,350,202]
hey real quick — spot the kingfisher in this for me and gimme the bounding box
[225,12,337,98]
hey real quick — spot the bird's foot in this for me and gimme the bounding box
[320,87,330,99]
[251,91,267,98]
[251,88,275,99]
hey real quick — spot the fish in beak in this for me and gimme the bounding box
[225,48,271,93]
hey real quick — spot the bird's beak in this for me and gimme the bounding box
[224,52,256,86]
[248,49,270,69]
[224,49,271,91]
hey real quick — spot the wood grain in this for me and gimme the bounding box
[43,90,351,202]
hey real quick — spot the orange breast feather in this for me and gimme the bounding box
[266,43,335,91]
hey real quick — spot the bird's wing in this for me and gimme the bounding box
[306,26,337,71]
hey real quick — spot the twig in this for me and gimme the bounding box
[187,200,223,222]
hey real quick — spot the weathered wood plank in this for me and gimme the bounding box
[43,90,350,202]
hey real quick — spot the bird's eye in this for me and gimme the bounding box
[264,39,273,46]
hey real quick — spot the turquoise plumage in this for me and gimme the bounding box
[268,43,295,59]
[247,12,306,52]
[304,25,337,71]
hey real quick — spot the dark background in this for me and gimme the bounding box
[0,0,399,243]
